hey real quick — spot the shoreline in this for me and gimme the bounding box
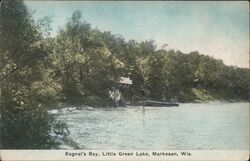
[49,101,249,113]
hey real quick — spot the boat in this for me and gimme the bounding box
[144,101,179,107]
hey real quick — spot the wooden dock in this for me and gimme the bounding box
[134,100,179,107]
[144,101,179,107]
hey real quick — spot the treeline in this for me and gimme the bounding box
[0,1,249,148]
[48,10,249,104]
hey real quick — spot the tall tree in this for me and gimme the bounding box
[53,11,123,106]
[0,0,62,148]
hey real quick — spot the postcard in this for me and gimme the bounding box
[0,0,249,161]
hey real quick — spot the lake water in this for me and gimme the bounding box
[56,102,249,150]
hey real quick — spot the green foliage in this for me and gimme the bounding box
[52,11,123,106]
[0,0,63,149]
[139,53,166,100]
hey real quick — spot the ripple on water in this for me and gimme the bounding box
[57,102,249,150]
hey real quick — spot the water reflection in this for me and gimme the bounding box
[142,106,145,124]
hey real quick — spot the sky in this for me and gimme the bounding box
[24,1,249,68]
